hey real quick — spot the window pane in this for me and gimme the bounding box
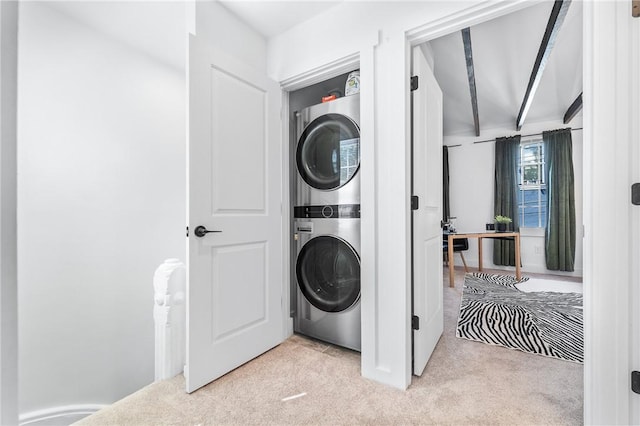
[522,145,539,164]
[522,189,538,227]
[519,188,547,227]
[523,165,539,184]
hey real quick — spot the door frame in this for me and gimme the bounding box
[279,51,363,340]
[581,2,637,423]
[0,2,19,424]
[280,34,388,382]
[631,4,640,424]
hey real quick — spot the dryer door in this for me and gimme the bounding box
[296,114,360,190]
[296,235,360,312]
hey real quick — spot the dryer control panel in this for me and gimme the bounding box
[294,204,360,219]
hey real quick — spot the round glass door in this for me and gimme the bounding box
[296,113,360,190]
[296,235,360,312]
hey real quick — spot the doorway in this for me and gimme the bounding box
[408,1,584,419]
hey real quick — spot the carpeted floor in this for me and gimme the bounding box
[77,268,583,425]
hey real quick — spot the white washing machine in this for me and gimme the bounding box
[293,207,361,351]
[295,94,360,206]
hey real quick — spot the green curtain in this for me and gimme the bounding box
[543,129,576,271]
[493,135,521,266]
[443,146,450,223]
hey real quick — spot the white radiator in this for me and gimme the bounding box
[153,258,186,381]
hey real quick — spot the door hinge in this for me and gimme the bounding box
[186,226,189,237]
[411,195,419,210]
[412,315,420,330]
[632,371,640,394]
[632,183,640,205]
[410,76,419,91]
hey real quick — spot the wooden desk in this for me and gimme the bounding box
[447,231,521,287]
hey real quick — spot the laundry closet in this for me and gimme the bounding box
[288,71,362,351]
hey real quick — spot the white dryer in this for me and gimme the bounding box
[295,94,360,206]
[293,206,361,351]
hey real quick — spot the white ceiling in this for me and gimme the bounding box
[219,1,344,38]
[429,1,583,136]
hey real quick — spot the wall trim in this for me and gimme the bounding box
[405,0,533,45]
[280,52,360,92]
[280,88,293,341]
[19,404,107,426]
[453,263,584,278]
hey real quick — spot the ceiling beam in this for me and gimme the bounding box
[515,0,572,131]
[563,92,583,124]
[461,27,480,137]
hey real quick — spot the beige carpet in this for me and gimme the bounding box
[77,269,583,425]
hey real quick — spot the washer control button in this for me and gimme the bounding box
[321,205,334,218]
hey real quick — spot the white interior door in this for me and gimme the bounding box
[411,45,444,376]
[631,8,640,422]
[186,34,283,393]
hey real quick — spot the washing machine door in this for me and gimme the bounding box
[296,235,360,312]
[296,113,360,190]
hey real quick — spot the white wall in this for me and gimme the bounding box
[0,2,18,425]
[194,0,266,71]
[17,2,186,421]
[445,118,584,277]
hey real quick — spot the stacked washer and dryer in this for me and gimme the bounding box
[293,93,361,351]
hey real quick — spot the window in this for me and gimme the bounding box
[517,140,547,228]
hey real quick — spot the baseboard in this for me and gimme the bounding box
[19,404,107,426]
[451,261,583,278]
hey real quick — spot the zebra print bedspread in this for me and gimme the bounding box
[456,273,583,363]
